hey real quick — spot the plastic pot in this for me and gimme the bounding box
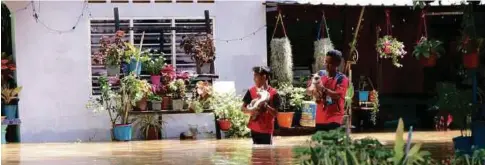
[145,126,160,140]
[113,124,133,141]
[150,75,161,86]
[106,64,120,76]
[358,91,369,102]
[420,54,437,67]
[4,105,17,120]
[218,119,232,131]
[463,52,478,69]
[277,112,294,128]
[151,101,162,111]
[452,136,472,154]
[129,58,142,75]
[136,97,148,111]
[172,99,184,110]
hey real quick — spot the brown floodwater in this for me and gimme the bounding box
[1,131,460,165]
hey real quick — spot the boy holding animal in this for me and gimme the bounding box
[242,66,282,145]
[307,50,349,132]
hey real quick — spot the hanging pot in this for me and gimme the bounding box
[113,124,133,141]
[277,112,294,128]
[383,45,392,55]
[106,64,120,76]
[463,52,478,69]
[420,53,437,67]
[136,97,148,111]
[218,119,232,131]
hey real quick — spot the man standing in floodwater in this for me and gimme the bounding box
[307,50,349,132]
[242,66,282,145]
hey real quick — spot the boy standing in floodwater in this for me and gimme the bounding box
[242,66,282,145]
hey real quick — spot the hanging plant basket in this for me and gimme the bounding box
[413,37,444,67]
[376,35,407,68]
[218,119,232,131]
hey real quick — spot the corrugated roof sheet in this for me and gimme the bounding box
[266,0,484,6]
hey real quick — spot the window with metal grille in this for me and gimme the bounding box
[89,18,213,95]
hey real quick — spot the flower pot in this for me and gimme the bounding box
[383,45,391,55]
[172,99,184,110]
[472,121,485,149]
[136,97,148,111]
[162,97,172,110]
[4,105,17,120]
[277,112,294,128]
[452,136,472,154]
[218,119,232,131]
[420,54,437,67]
[129,59,142,75]
[358,91,369,102]
[145,126,160,140]
[113,124,132,141]
[1,125,7,144]
[106,64,120,76]
[463,52,478,69]
[150,75,161,86]
[151,101,162,111]
[196,60,211,74]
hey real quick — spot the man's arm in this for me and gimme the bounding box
[241,90,252,113]
[324,77,349,99]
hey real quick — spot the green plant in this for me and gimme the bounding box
[148,94,162,101]
[169,79,186,99]
[376,35,407,68]
[133,114,165,140]
[212,92,250,138]
[1,86,22,104]
[1,52,16,87]
[345,83,354,113]
[122,43,151,63]
[143,56,166,75]
[413,37,445,59]
[278,84,310,111]
[101,31,127,66]
[121,73,153,105]
[457,3,483,55]
[435,82,476,132]
[180,34,216,65]
[370,90,380,125]
[450,149,485,165]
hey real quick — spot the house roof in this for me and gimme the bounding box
[265,0,484,6]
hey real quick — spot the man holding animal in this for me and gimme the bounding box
[307,50,349,132]
[242,66,282,145]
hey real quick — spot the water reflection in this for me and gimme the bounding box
[1,132,458,165]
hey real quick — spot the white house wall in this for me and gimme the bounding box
[5,1,266,142]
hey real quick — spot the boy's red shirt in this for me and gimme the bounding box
[242,86,281,134]
[309,73,349,125]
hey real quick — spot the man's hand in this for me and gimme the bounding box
[258,102,268,112]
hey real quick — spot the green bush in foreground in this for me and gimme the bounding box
[294,118,485,165]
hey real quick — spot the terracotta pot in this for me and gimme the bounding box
[136,97,148,111]
[463,52,478,69]
[145,126,160,140]
[277,112,294,128]
[420,54,437,67]
[218,119,232,131]
[162,96,172,110]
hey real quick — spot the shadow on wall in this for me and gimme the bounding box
[21,128,111,143]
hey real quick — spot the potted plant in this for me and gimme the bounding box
[134,115,164,140]
[86,76,132,141]
[376,35,407,68]
[148,94,162,111]
[1,86,22,120]
[458,36,483,69]
[169,79,186,110]
[143,56,165,87]
[121,73,152,111]
[180,34,216,74]
[1,53,17,87]
[123,43,150,76]
[101,31,126,76]
[278,84,308,127]
[158,65,176,109]
[435,82,476,153]
[213,92,245,132]
[413,37,445,67]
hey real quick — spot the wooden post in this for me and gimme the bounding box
[114,7,120,31]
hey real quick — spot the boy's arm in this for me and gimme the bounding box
[262,93,281,117]
[241,90,252,113]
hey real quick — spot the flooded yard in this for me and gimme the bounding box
[1,131,460,165]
